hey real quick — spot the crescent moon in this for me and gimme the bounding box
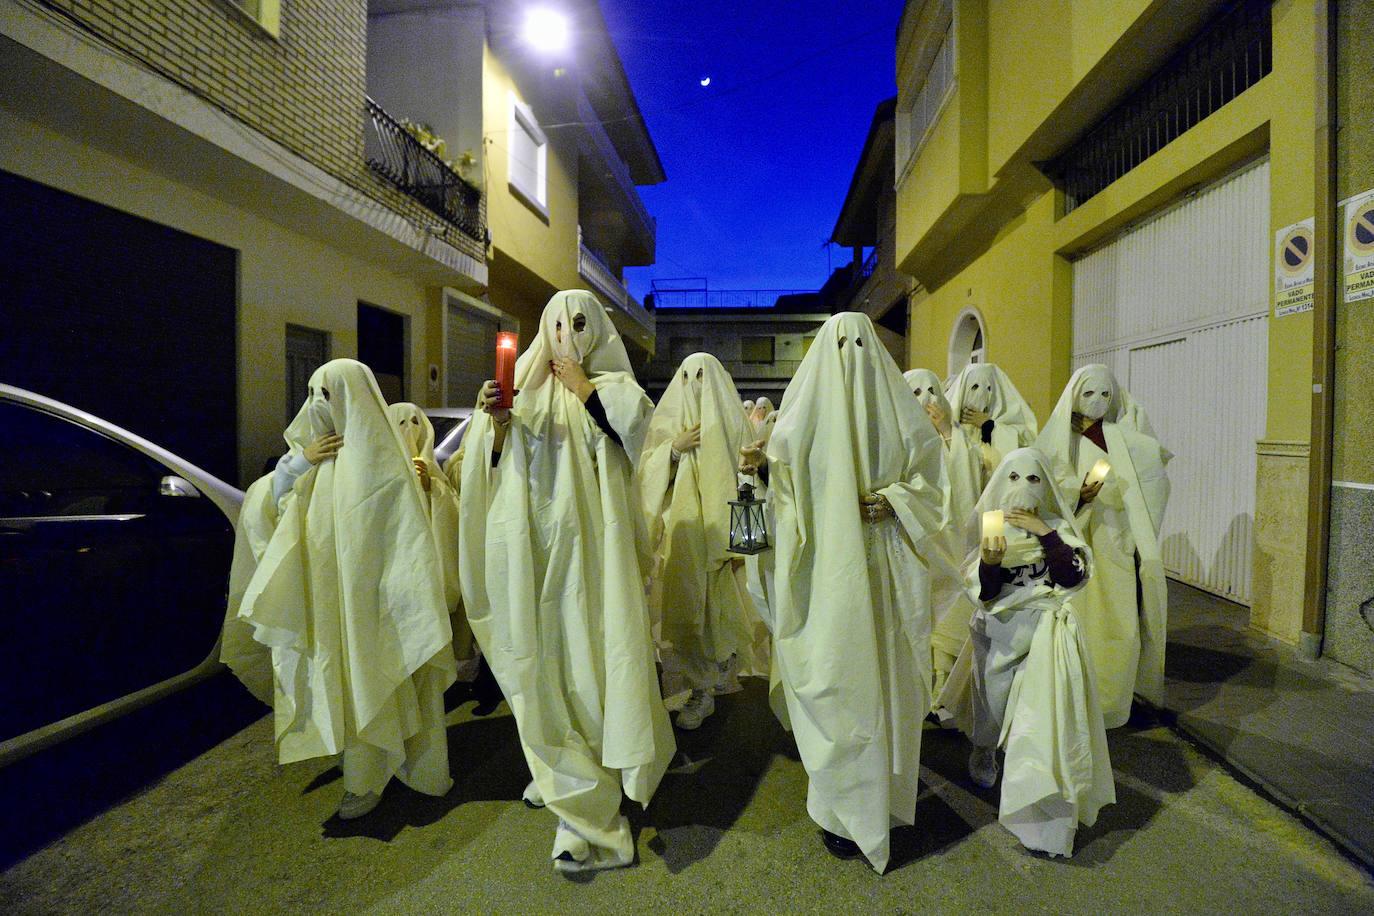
[700,76,711,87]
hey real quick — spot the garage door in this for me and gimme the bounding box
[443,290,501,409]
[1071,158,1269,605]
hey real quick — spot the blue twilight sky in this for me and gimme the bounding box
[597,1,901,304]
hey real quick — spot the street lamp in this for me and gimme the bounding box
[523,7,568,52]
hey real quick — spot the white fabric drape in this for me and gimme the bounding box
[640,353,765,691]
[905,368,984,699]
[1035,365,1171,722]
[944,363,1039,471]
[768,312,945,873]
[228,359,455,797]
[458,290,674,867]
[940,447,1113,857]
[388,402,477,680]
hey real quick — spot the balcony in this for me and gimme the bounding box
[578,227,654,339]
[575,85,656,264]
[364,97,484,242]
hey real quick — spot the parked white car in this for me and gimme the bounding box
[0,384,243,768]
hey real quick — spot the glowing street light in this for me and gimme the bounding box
[524,7,569,52]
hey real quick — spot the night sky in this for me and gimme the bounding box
[598,1,902,303]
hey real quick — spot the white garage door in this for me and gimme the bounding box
[1071,158,1269,605]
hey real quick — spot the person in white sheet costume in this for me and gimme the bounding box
[748,396,774,431]
[388,402,478,682]
[1035,365,1170,727]
[905,368,984,700]
[944,363,1038,477]
[224,359,456,819]
[940,447,1113,857]
[639,353,763,730]
[740,312,945,872]
[458,289,674,873]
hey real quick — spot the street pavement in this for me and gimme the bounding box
[2,585,1372,915]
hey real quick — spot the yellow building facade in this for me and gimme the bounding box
[894,0,1335,650]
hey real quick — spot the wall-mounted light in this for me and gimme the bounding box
[524,7,569,52]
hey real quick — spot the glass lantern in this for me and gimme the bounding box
[728,481,769,554]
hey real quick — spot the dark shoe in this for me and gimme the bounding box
[821,829,862,860]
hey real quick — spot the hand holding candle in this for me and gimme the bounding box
[494,332,517,408]
[981,510,1006,565]
[1080,459,1109,505]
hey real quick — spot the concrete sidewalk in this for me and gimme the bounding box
[1162,580,1374,870]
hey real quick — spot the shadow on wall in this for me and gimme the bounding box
[1162,512,1253,605]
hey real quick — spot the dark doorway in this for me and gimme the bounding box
[285,324,329,426]
[0,170,238,483]
[357,302,407,403]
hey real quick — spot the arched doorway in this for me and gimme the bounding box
[947,308,987,379]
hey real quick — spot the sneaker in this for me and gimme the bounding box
[821,829,862,860]
[968,747,999,789]
[675,689,715,730]
[552,820,590,866]
[337,790,382,819]
[712,654,743,696]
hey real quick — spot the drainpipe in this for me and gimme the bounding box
[1301,0,1337,660]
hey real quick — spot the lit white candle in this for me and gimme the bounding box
[1086,459,1111,487]
[982,509,1004,539]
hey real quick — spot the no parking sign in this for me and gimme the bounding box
[1341,189,1374,304]
[1274,218,1314,317]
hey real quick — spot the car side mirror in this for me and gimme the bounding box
[159,475,201,498]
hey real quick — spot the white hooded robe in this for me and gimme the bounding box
[639,353,765,693]
[1035,365,1171,725]
[768,312,945,873]
[228,359,455,797]
[458,290,674,867]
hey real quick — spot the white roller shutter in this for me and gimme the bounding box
[1071,158,1269,604]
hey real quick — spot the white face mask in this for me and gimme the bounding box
[962,366,995,412]
[1073,369,1113,421]
[307,389,335,436]
[552,310,593,362]
[912,385,937,408]
[1001,455,1048,514]
[397,413,422,455]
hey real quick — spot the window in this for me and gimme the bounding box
[222,0,281,38]
[740,336,775,363]
[509,92,548,216]
[897,0,955,173]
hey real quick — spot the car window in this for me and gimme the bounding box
[428,415,462,438]
[0,402,172,517]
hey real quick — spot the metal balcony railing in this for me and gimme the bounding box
[578,228,654,335]
[364,97,484,242]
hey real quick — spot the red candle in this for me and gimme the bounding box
[495,332,517,408]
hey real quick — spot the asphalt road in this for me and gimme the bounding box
[2,674,1370,915]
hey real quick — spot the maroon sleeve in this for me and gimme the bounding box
[978,561,1006,602]
[1039,530,1086,588]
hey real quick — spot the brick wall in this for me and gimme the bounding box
[30,0,485,260]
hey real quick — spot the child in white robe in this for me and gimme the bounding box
[944,363,1039,478]
[388,403,478,683]
[941,447,1114,857]
[905,368,984,701]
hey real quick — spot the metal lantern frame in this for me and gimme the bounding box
[728,481,769,554]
